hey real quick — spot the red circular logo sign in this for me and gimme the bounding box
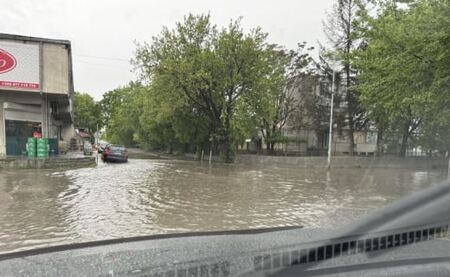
[0,49,17,74]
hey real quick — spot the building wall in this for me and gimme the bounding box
[0,34,74,155]
[42,43,69,95]
[0,93,74,154]
[0,98,4,154]
[0,35,71,96]
[61,123,75,141]
[281,74,378,155]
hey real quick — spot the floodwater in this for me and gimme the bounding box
[0,159,446,253]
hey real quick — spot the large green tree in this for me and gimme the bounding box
[73,92,102,132]
[137,78,210,154]
[100,82,145,146]
[238,43,315,152]
[354,0,450,156]
[133,14,286,162]
[323,0,370,155]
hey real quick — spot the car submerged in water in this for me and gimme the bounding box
[101,144,128,163]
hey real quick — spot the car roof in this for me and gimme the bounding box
[109,144,125,148]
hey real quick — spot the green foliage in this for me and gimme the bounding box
[137,78,209,152]
[133,14,288,161]
[102,83,143,146]
[354,0,450,154]
[73,92,102,132]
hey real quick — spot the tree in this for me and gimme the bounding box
[105,86,142,146]
[73,92,102,133]
[353,0,450,156]
[137,78,210,154]
[323,0,368,155]
[133,14,284,162]
[237,47,289,152]
[240,43,315,152]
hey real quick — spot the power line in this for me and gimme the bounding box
[73,53,130,62]
[75,59,131,68]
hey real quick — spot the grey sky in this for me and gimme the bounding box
[1,0,334,100]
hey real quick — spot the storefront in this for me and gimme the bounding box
[0,33,75,155]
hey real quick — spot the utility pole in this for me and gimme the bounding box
[209,137,213,165]
[447,152,450,180]
[96,124,99,164]
[327,71,335,170]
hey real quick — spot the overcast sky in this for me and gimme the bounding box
[1,0,334,100]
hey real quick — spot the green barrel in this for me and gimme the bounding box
[27,138,37,157]
[36,138,49,158]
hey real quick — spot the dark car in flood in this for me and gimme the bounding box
[101,145,128,162]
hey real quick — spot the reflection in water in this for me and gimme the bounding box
[0,159,446,253]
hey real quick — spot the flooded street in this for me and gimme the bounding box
[0,159,446,254]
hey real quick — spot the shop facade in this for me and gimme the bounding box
[0,33,75,155]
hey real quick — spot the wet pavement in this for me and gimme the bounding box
[0,158,446,253]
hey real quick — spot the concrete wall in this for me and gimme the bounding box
[0,91,42,105]
[235,154,448,169]
[0,98,4,155]
[0,156,96,169]
[61,123,75,141]
[42,43,69,95]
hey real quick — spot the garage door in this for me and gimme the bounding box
[5,120,41,155]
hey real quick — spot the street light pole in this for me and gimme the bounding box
[327,71,335,170]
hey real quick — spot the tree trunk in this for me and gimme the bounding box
[346,0,355,156]
[218,105,234,163]
[376,127,384,156]
[345,64,356,156]
[348,113,355,155]
[218,136,232,162]
[266,142,271,155]
[399,121,410,158]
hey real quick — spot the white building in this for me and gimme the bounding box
[280,74,377,156]
[0,33,75,155]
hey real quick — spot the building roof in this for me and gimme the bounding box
[0,33,71,46]
[77,131,91,138]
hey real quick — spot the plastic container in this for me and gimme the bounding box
[37,138,49,146]
[27,137,37,157]
[36,138,49,158]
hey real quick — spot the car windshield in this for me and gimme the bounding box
[0,0,449,276]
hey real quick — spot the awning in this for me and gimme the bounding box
[3,102,42,122]
[53,111,72,123]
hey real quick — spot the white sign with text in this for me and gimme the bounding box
[0,40,40,91]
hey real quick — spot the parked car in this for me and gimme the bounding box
[101,145,128,162]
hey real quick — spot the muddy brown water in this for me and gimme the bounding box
[0,159,446,253]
